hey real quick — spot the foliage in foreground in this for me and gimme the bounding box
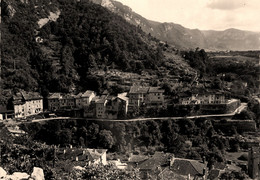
[71,164,140,180]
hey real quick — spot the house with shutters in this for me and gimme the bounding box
[106,93,129,119]
[95,98,108,119]
[147,87,165,108]
[178,90,227,105]
[80,90,96,107]
[13,91,43,118]
[128,86,165,112]
[47,93,62,111]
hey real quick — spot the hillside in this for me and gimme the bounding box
[203,29,260,51]
[1,0,195,104]
[92,0,260,51]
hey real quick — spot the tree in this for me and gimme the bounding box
[233,110,255,120]
[72,164,141,180]
[98,130,115,149]
[87,123,100,147]
[58,129,72,146]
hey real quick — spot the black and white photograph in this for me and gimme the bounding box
[0,0,260,179]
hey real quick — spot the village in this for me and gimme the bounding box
[0,85,245,122]
[1,87,257,179]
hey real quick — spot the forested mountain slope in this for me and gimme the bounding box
[2,0,185,103]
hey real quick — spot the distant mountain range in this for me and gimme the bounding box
[91,0,260,51]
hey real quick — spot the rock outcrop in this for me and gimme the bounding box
[0,167,7,179]
[5,172,30,180]
[0,167,45,180]
[30,167,45,180]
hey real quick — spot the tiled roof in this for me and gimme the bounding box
[171,158,206,177]
[91,96,100,103]
[148,87,164,93]
[75,92,83,99]
[137,152,173,171]
[48,93,62,99]
[62,94,75,99]
[117,94,129,102]
[13,91,42,104]
[102,90,109,95]
[158,167,186,180]
[57,148,107,162]
[129,86,149,94]
[82,90,95,97]
[21,91,42,100]
[128,155,148,163]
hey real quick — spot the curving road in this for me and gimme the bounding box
[5,103,247,125]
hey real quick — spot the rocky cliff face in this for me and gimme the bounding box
[92,0,260,51]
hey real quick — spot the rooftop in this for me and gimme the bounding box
[82,90,95,98]
[137,152,173,171]
[48,93,62,99]
[13,91,43,104]
[21,91,43,100]
[158,167,186,180]
[129,86,149,94]
[57,148,107,162]
[170,158,206,177]
[148,87,164,93]
[128,154,148,163]
[117,93,129,102]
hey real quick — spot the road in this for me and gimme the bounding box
[5,103,247,125]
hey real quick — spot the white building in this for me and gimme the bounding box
[13,91,43,118]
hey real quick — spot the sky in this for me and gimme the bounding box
[115,0,260,32]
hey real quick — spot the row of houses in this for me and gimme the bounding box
[47,90,96,111]
[179,90,227,105]
[47,86,165,119]
[9,87,235,120]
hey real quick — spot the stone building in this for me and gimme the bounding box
[13,91,43,118]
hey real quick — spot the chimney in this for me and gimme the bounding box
[187,173,190,180]
[202,156,206,164]
[169,155,175,167]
